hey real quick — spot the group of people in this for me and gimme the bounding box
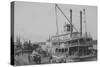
[32,54,41,64]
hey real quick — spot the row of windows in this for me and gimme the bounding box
[52,38,92,45]
[55,48,68,52]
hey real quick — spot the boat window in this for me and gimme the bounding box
[59,49,61,52]
[62,49,64,52]
[86,38,92,41]
[79,38,85,44]
[52,42,57,45]
[68,41,70,44]
[65,48,68,52]
[64,42,68,44]
[56,48,58,52]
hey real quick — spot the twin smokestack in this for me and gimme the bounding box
[70,9,83,38]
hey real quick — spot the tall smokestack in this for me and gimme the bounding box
[80,11,82,37]
[70,9,72,37]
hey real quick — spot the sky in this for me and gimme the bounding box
[14,1,97,42]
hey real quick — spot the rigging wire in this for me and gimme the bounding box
[55,4,78,32]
